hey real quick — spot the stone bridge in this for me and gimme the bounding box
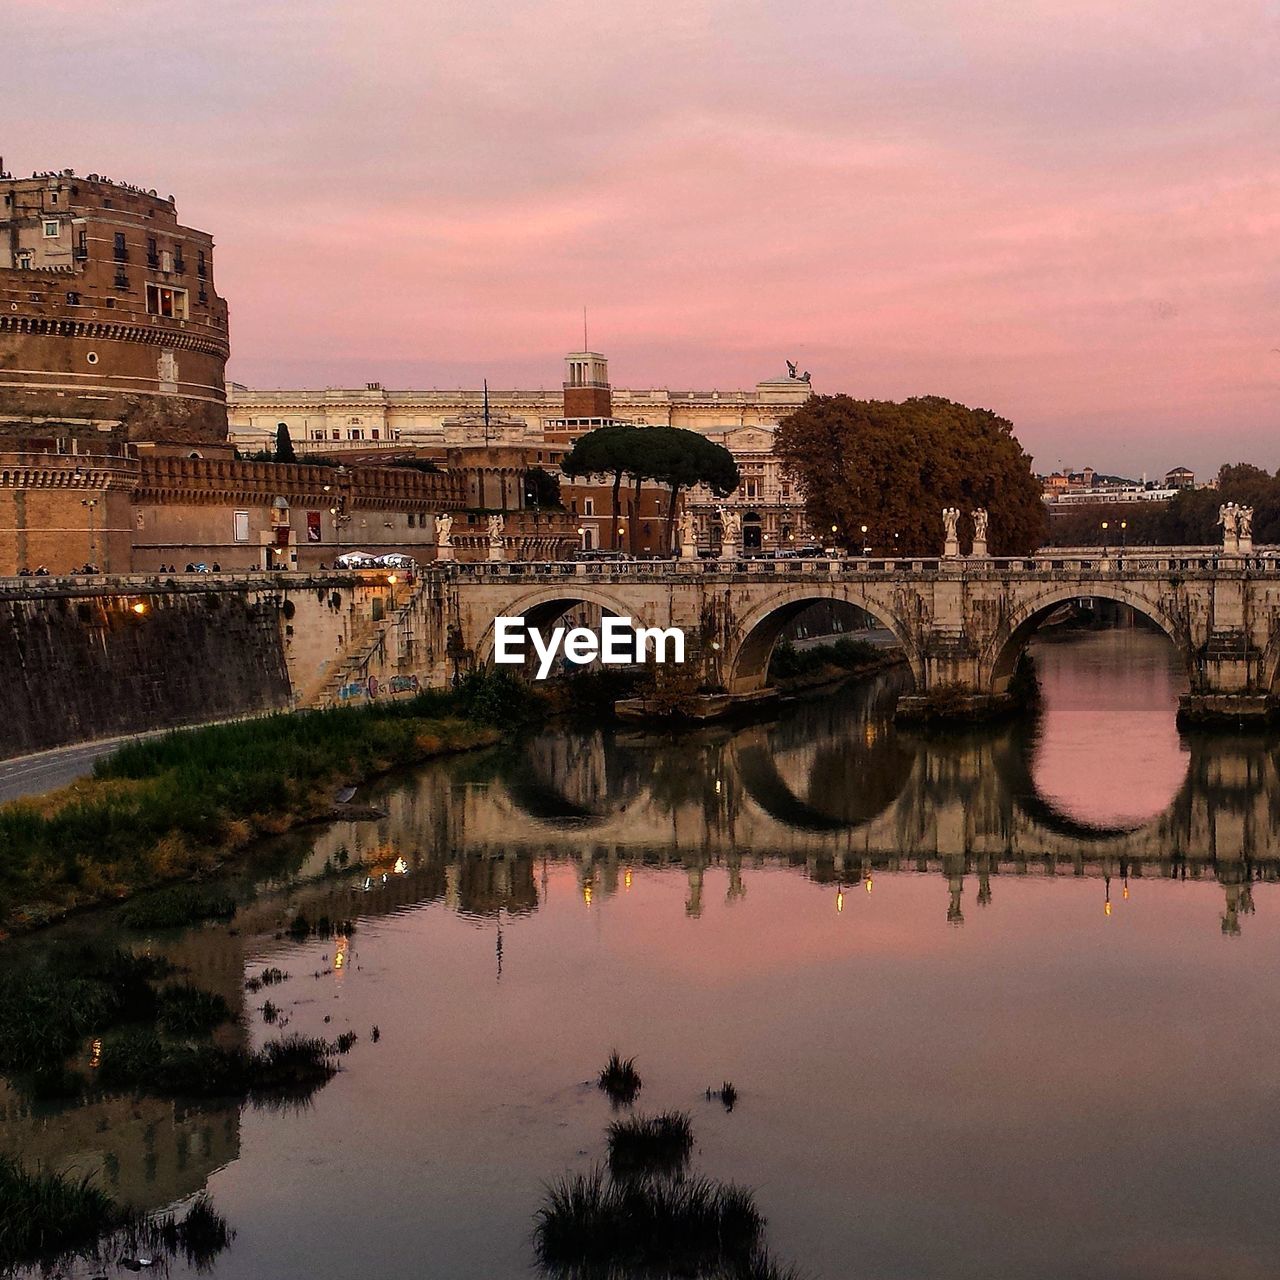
[4,546,1280,757]
[436,549,1280,720]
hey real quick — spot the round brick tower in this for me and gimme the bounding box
[0,167,230,449]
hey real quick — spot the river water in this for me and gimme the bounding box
[8,627,1280,1279]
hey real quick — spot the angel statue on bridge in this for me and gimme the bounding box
[1238,506,1254,538]
[942,508,960,540]
[1218,503,1239,545]
[972,508,989,540]
[487,513,505,546]
[678,508,698,550]
[435,512,453,547]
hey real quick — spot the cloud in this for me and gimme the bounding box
[4,0,1278,473]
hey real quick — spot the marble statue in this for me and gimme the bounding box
[435,512,453,546]
[942,508,959,541]
[1238,506,1254,539]
[720,507,742,543]
[972,509,989,540]
[487,513,505,545]
[678,509,698,548]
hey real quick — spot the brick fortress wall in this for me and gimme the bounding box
[0,171,230,445]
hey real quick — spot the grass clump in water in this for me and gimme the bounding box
[534,1168,767,1277]
[244,966,289,994]
[148,1193,236,1270]
[0,1154,119,1269]
[597,1051,641,1105]
[97,1030,336,1102]
[0,1157,235,1274]
[707,1080,739,1112]
[120,885,238,931]
[0,945,169,1074]
[606,1111,693,1180]
[156,982,232,1036]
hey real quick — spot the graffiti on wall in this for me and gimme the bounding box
[337,673,421,701]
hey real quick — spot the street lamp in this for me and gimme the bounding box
[1101,520,1109,552]
[860,523,869,556]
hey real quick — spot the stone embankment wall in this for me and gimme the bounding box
[0,573,422,758]
[0,588,291,757]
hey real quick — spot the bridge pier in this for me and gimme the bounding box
[1177,693,1277,726]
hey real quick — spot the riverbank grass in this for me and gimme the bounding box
[0,677,532,932]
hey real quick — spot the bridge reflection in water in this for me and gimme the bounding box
[263,641,1280,942]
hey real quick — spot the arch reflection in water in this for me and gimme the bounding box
[1016,626,1190,831]
[278,646,1275,936]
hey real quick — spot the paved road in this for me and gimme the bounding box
[0,714,276,804]
[0,734,162,804]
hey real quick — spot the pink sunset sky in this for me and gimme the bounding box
[7,0,1278,475]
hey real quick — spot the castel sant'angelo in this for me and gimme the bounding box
[0,164,572,573]
[0,169,230,447]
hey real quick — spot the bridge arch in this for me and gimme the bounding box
[471,584,638,669]
[983,584,1193,695]
[724,585,920,694]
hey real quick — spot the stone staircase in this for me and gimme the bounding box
[303,580,425,709]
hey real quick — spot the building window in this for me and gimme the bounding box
[15,251,31,269]
[43,220,59,238]
[173,247,186,274]
[331,429,340,441]
[348,428,364,440]
[311,429,324,441]
[113,232,127,262]
[74,230,87,261]
[233,511,250,542]
[197,250,207,278]
[146,237,159,267]
[145,284,188,319]
[65,291,80,305]
[371,429,380,441]
[49,192,58,206]
[584,498,594,515]
[114,270,128,289]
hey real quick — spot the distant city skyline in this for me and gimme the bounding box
[7,0,1276,477]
